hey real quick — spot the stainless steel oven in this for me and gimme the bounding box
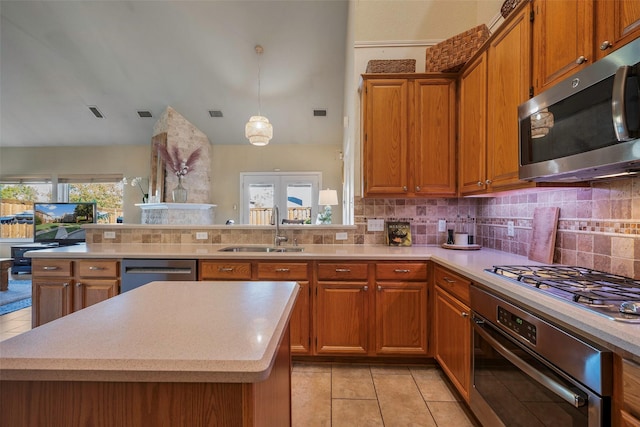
[470,286,612,427]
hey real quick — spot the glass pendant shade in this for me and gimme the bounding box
[245,115,273,146]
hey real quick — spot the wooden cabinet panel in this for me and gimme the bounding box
[434,285,471,402]
[487,4,533,191]
[315,282,369,355]
[317,262,368,281]
[375,262,427,281]
[434,265,471,305]
[257,262,308,280]
[374,282,427,355]
[596,0,640,59]
[74,279,119,311]
[458,52,488,195]
[200,261,252,280]
[622,410,640,427]
[77,260,119,278]
[31,259,73,277]
[624,358,640,418]
[289,281,311,354]
[362,79,409,195]
[32,279,73,327]
[532,0,594,93]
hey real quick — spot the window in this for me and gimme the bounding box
[240,172,321,225]
[1,175,124,240]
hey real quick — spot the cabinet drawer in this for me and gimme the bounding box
[434,265,470,304]
[317,263,368,280]
[200,261,252,280]
[77,260,119,278]
[32,259,73,277]
[257,262,308,280]
[376,262,427,281]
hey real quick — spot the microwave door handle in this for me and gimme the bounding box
[473,322,587,408]
[612,65,632,141]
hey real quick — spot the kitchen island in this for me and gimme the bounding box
[0,280,299,426]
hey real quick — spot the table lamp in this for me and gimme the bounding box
[317,189,338,224]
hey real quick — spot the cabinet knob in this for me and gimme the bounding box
[76,283,82,288]
[415,186,421,192]
[485,179,492,185]
[402,186,408,192]
[377,285,382,291]
[477,181,484,187]
[363,286,368,292]
[63,282,69,288]
[599,40,613,51]
[461,312,469,318]
[575,55,588,64]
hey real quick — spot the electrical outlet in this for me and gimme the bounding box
[335,232,348,240]
[103,231,116,239]
[507,221,515,237]
[367,218,384,232]
[438,219,446,232]
[196,232,208,240]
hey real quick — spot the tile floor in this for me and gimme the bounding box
[0,311,479,426]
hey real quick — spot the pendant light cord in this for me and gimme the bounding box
[255,45,264,116]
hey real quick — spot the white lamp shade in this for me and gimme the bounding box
[245,115,273,146]
[318,189,338,206]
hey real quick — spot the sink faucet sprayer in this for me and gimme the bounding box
[272,206,288,246]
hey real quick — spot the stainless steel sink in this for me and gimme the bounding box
[218,246,304,253]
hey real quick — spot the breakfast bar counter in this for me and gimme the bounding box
[0,280,299,426]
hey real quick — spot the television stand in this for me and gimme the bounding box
[10,243,59,274]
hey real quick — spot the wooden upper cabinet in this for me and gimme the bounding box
[487,3,533,192]
[458,52,488,195]
[362,78,409,195]
[532,0,594,94]
[595,0,640,59]
[362,75,456,198]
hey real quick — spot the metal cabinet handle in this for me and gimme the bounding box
[394,269,410,273]
[43,266,59,271]
[335,268,351,273]
[218,267,235,272]
[442,277,456,284]
[88,266,105,270]
[575,55,588,64]
[275,268,290,272]
[600,40,613,51]
[363,286,368,291]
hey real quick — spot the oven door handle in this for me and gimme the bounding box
[473,320,587,408]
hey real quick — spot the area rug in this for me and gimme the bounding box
[0,274,32,315]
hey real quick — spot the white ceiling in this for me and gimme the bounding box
[0,0,349,147]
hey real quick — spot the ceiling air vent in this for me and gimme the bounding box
[88,106,104,118]
[313,109,327,117]
[209,110,223,118]
[137,110,153,118]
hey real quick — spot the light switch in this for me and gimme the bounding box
[196,232,208,240]
[103,231,116,239]
[507,221,515,237]
[335,232,348,240]
[438,219,446,232]
[367,219,384,232]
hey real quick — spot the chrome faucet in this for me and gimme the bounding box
[272,205,288,246]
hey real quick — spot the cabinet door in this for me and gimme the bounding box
[315,281,369,355]
[74,279,119,311]
[289,281,311,355]
[458,52,488,195]
[413,78,456,197]
[487,4,533,191]
[32,279,73,327]
[362,79,409,196]
[532,0,594,93]
[434,286,471,402]
[375,281,428,356]
[596,0,640,59]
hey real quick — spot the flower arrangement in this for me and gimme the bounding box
[122,176,149,202]
[154,142,202,178]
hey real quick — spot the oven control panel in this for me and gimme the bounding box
[497,306,537,345]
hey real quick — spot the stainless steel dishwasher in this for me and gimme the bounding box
[120,259,197,292]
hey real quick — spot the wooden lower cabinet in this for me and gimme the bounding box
[32,259,119,327]
[433,264,472,402]
[615,355,640,427]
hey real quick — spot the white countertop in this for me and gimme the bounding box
[0,281,299,383]
[23,243,640,360]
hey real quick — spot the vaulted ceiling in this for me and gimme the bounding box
[0,1,348,147]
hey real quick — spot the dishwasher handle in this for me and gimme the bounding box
[124,267,194,275]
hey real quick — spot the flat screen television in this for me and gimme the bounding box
[33,202,96,245]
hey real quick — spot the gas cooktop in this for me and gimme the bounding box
[485,265,640,323]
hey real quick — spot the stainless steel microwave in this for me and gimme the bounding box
[518,37,640,182]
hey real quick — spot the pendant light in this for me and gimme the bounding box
[245,45,273,146]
